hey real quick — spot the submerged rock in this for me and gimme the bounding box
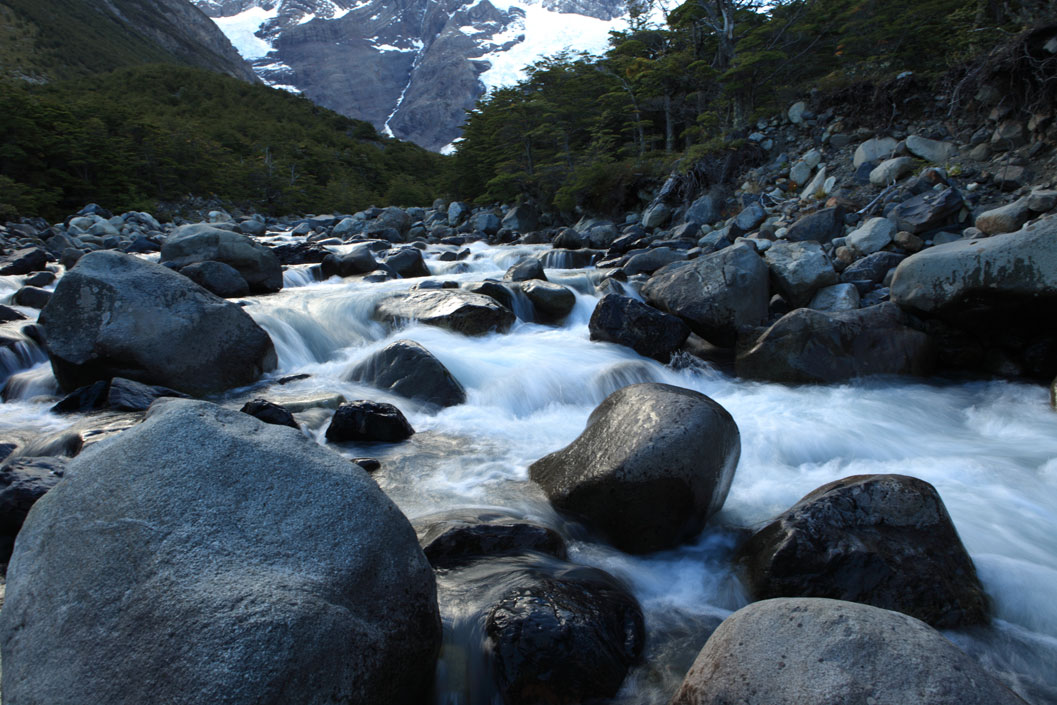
[739,474,988,628]
[0,399,441,705]
[671,598,1026,705]
[529,383,739,554]
[39,251,276,396]
[414,509,567,569]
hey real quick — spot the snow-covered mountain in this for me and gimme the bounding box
[193,0,629,151]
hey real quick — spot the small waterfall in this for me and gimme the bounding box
[2,362,58,402]
[506,285,535,322]
[282,265,319,288]
[0,335,48,387]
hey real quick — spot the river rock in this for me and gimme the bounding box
[51,377,186,413]
[588,294,690,363]
[529,383,740,554]
[414,509,567,568]
[179,260,250,298]
[552,228,585,250]
[504,258,546,282]
[739,474,988,628]
[736,303,934,383]
[870,156,916,185]
[0,247,47,276]
[670,598,1026,705]
[347,339,465,408]
[853,136,899,168]
[12,286,51,309]
[38,251,276,396]
[733,202,767,233]
[641,203,671,229]
[385,247,430,278]
[809,283,860,311]
[160,224,283,293]
[0,456,66,563]
[840,251,906,285]
[0,399,441,705]
[785,207,845,244]
[975,198,1032,235]
[239,398,299,428]
[906,135,958,163]
[519,279,576,322]
[375,289,515,336]
[325,400,415,443]
[685,194,720,226]
[320,244,378,278]
[623,246,686,275]
[502,204,539,233]
[642,242,769,347]
[764,240,837,307]
[486,565,644,705]
[846,217,897,256]
[893,187,964,234]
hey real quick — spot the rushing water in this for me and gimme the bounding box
[2,240,1056,703]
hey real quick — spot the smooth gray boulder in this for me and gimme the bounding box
[642,242,769,347]
[0,399,441,705]
[974,198,1032,235]
[763,240,837,307]
[38,251,276,396]
[347,339,465,408]
[670,598,1026,705]
[529,383,740,554]
[846,217,897,256]
[736,303,934,384]
[853,136,899,168]
[870,156,916,185]
[374,290,515,336]
[890,216,1057,315]
[809,283,860,311]
[739,474,988,628]
[906,134,958,163]
[161,224,283,293]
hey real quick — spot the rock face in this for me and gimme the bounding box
[38,251,276,396]
[0,399,441,705]
[487,566,645,705]
[588,294,690,362]
[375,289,515,336]
[736,303,934,384]
[670,598,1026,705]
[161,224,283,293]
[347,339,466,408]
[642,242,769,347]
[739,474,988,628]
[529,383,740,554]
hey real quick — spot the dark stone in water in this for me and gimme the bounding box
[504,258,546,283]
[0,305,27,323]
[179,261,250,298]
[23,271,55,288]
[589,294,690,362]
[51,377,186,414]
[325,400,414,443]
[414,510,567,569]
[239,399,299,429]
[0,248,48,276]
[347,339,465,408]
[0,456,66,563]
[271,242,329,265]
[351,457,381,473]
[739,474,989,628]
[486,565,645,705]
[12,286,51,309]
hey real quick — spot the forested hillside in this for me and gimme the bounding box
[0,65,450,220]
[452,0,1056,214]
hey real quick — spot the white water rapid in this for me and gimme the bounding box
[1,241,1055,703]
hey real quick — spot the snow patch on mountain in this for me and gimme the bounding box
[212,5,279,59]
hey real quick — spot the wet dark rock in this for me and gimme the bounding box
[39,251,276,396]
[736,303,934,384]
[519,280,575,322]
[271,242,330,265]
[160,224,283,293]
[0,399,440,705]
[553,229,585,250]
[351,457,381,473]
[12,286,51,309]
[486,565,644,705]
[0,456,66,563]
[51,377,187,414]
[375,290,515,336]
[588,294,690,362]
[530,383,740,554]
[347,339,465,408]
[23,271,55,288]
[385,247,431,278]
[623,246,686,275]
[0,305,27,323]
[325,400,415,443]
[239,398,299,429]
[0,248,48,276]
[463,281,515,310]
[671,598,1026,705]
[179,260,250,298]
[504,258,546,282]
[740,474,988,628]
[414,509,567,569]
[642,242,769,347]
[502,204,539,233]
[320,245,378,278]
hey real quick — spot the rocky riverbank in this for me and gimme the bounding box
[1,103,1057,703]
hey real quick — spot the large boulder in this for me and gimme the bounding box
[892,187,964,234]
[642,242,769,347]
[0,247,48,276]
[487,566,645,705]
[0,399,441,705]
[529,383,740,554]
[588,294,690,362]
[736,303,934,384]
[671,598,1026,705]
[375,290,515,336]
[785,207,845,244]
[325,400,415,443]
[38,251,276,396]
[161,224,283,293]
[384,247,430,278]
[347,339,465,408]
[763,240,838,307]
[739,474,988,628]
[519,279,576,322]
[320,244,379,278]
[502,204,539,233]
